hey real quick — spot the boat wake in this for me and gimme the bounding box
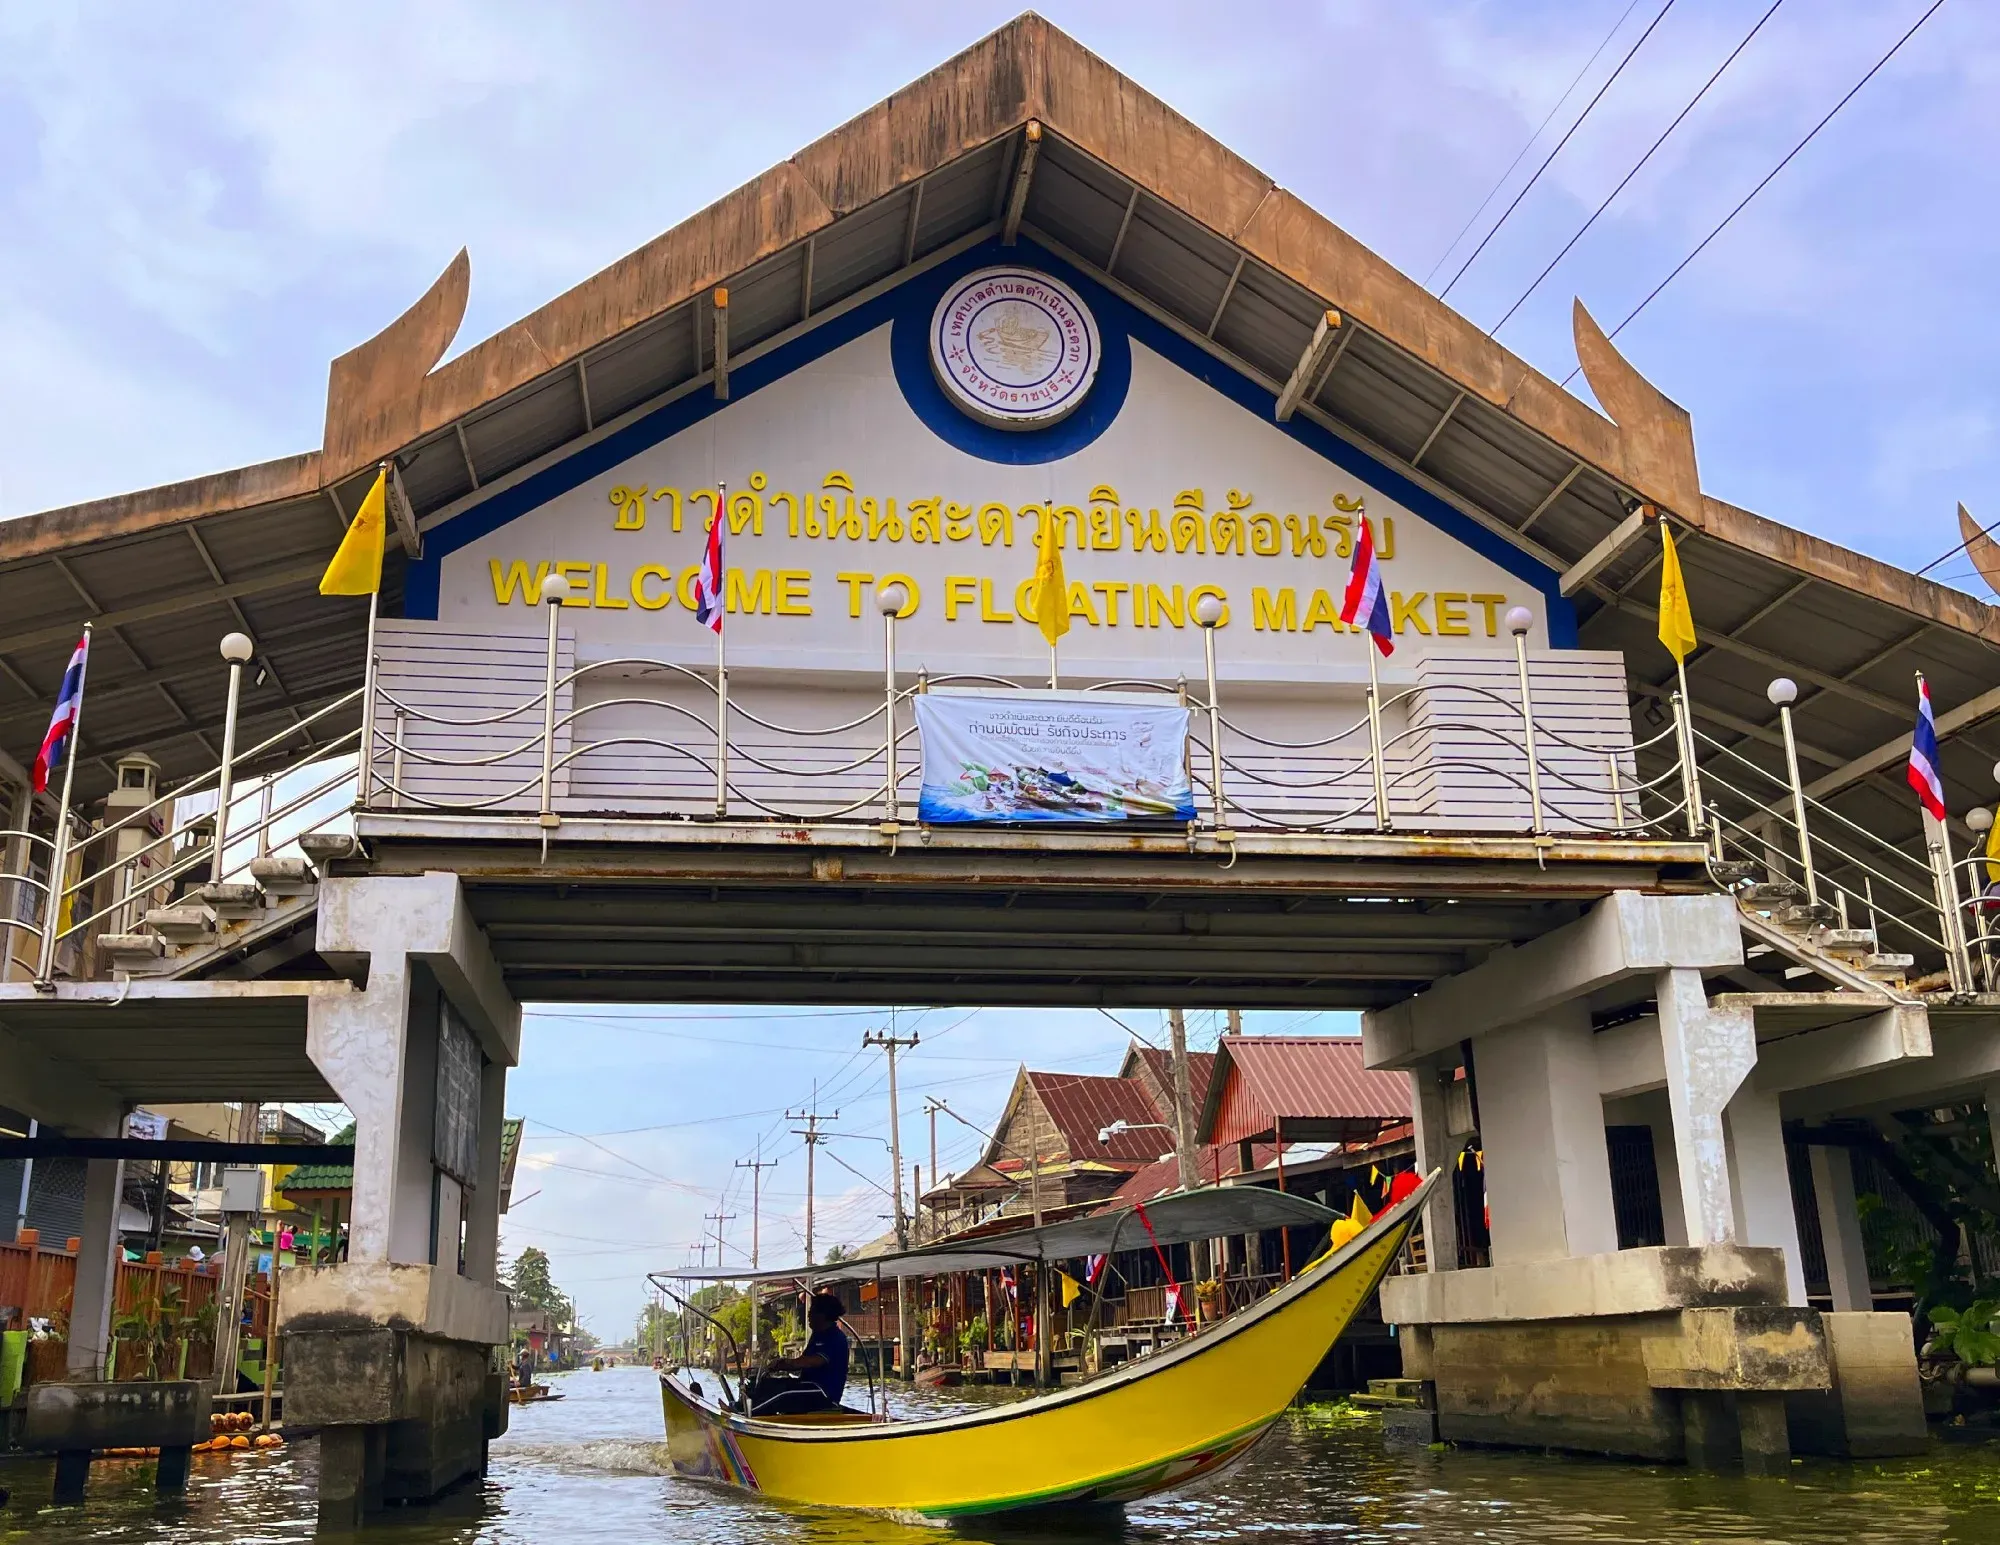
[496,1438,674,1476]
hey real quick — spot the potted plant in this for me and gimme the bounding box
[25,1306,70,1387]
[1196,1278,1226,1322]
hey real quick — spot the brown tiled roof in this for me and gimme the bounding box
[1025,1071,1174,1165]
[1199,1037,1411,1147]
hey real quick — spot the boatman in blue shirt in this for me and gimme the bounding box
[750,1292,851,1415]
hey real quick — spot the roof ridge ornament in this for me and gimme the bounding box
[323,248,471,484]
[1571,298,1703,525]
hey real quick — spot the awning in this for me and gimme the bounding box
[659,1185,1341,1286]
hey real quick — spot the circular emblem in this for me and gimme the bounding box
[929,267,1101,430]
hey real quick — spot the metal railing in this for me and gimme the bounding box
[356,580,1685,844]
[1668,700,1977,993]
[4,658,363,983]
[7,586,1726,984]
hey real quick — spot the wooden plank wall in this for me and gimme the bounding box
[375,621,574,811]
[370,621,1642,834]
[1405,651,1638,833]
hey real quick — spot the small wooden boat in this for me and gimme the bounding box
[658,1175,1431,1518]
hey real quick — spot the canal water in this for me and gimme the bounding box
[7,1365,2000,1542]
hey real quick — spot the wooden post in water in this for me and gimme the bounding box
[260,1264,280,1432]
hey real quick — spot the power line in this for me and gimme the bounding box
[1440,0,1680,301]
[1491,0,1785,335]
[1565,0,1950,379]
[1423,0,1648,288]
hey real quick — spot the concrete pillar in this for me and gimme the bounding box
[1408,1059,1466,1270]
[1809,1145,1873,1312]
[464,1057,507,1286]
[66,1158,124,1378]
[1655,968,1756,1246]
[1723,1084,1806,1306]
[1476,1002,1619,1265]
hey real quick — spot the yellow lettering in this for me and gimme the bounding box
[835,572,873,618]
[1252,587,1297,632]
[945,576,979,621]
[594,563,630,610]
[1065,582,1100,626]
[1301,588,1344,632]
[1390,591,1431,635]
[633,565,675,611]
[1188,585,1229,627]
[489,559,550,606]
[1434,591,1469,637]
[1471,593,1507,637]
[557,560,593,607]
[609,485,647,530]
[727,568,773,614]
[1146,583,1185,628]
[679,565,701,610]
[776,571,812,616]
[1090,581,1129,626]
[979,579,1013,623]
[1014,578,1039,621]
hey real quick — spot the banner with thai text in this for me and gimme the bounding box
[914,693,1196,824]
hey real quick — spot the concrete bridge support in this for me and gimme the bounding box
[1366,890,1927,1468]
[276,872,519,1527]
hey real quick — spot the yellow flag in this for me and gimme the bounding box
[1058,1271,1082,1308]
[1985,805,2000,885]
[319,468,388,596]
[1349,1193,1373,1228]
[1029,507,1069,648]
[1656,522,1697,663]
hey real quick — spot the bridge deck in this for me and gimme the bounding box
[345,816,1712,1008]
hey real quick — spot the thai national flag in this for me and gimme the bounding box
[1908,677,1948,822]
[1084,1252,1106,1285]
[1339,513,1394,657]
[32,633,89,793]
[694,490,726,635]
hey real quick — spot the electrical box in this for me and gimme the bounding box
[219,1167,265,1215]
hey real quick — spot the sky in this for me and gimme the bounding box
[4,0,1996,1328]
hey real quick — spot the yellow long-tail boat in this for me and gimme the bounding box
[657,1175,1432,1518]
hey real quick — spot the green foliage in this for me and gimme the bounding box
[960,1315,990,1356]
[112,1283,189,1380]
[821,1243,856,1265]
[504,1247,576,1327]
[1926,1300,2000,1367]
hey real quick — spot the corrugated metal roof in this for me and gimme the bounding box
[1025,1070,1172,1164]
[1200,1037,1411,1147]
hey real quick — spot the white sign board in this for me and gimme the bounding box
[427,312,1560,688]
[914,693,1196,824]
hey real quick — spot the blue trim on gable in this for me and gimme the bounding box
[405,236,1574,644]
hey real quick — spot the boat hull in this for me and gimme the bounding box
[660,1190,1420,1517]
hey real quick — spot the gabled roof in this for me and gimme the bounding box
[1116,1044,1215,1123]
[1023,1071,1170,1165]
[4,8,1997,903]
[1197,1036,1410,1147]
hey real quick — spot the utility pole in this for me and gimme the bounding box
[703,1210,735,1366]
[787,1089,838,1266]
[1226,1007,1242,1035]
[1022,1097,1050,1386]
[1167,1010,1211,1287]
[863,1025,919,1380]
[734,1144,778,1361]
[213,1100,262,1395]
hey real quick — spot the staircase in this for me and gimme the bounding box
[99,853,323,981]
[1727,873,1918,997]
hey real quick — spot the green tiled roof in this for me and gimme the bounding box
[276,1122,355,1194]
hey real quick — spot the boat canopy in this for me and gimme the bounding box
[664,1185,1344,1285]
